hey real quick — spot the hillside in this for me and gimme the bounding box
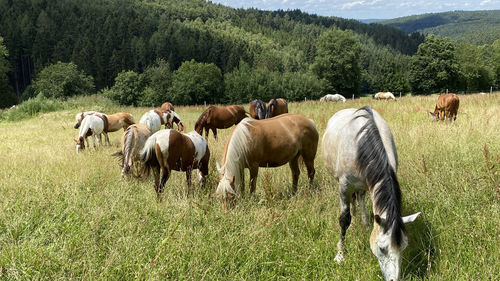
[380,10,500,45]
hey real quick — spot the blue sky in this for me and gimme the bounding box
[210,0,500,19]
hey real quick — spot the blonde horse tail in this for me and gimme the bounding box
[122,125,137,175]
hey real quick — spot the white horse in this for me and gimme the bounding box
[374,92,396,100]
[320,94,346,103]
[74,114,105,153]
[139,110,167,133]
[321,106,420,281]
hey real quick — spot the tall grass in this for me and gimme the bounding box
[0,93,499,279]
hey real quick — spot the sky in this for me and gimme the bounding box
[209,0,500,20]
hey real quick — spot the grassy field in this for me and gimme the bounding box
[0,94,499,280]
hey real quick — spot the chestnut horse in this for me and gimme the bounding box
[113,123,152,178]
[140,130,210,197]
[216,114,318,207]
[195,105,247,140]
[160,102,175,112]
[374,92,396,100]
[74,114,106,153]
[249,99,266,120]
[74,111,135,145]
[265,98,288,118]
[322,106,420,280]
[429,93,460,121]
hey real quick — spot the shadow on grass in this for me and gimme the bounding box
[403,212,438,279]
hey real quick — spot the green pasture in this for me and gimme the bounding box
[0,94,499,280]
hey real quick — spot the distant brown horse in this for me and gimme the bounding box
[74,111,135,145]
[195,105,247,140]
[249,99,266,120]
[429,93,460,121]
[266,98,288,118]
[216,114,318,207]
[139,130,210,197]
[161,102,175,112]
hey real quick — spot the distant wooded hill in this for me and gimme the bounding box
[380,10,500,45]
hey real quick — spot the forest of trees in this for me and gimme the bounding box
[0,0,499,108]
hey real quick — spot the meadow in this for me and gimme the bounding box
[0,94,499,280]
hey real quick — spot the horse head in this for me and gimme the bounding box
[370,212,421,281]
[75,136,85,153]
[215,161,236,209]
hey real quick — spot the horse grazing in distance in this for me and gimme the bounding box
[74,114,106,153]
[139,110,184,133]
[216,114,318,208]
[429,93,460,121]
[266,98,288,118]
[160,102,175,112]
[139,130,210,197]
[249,99,267,120]
[195,105,247,140]
[163,110,185,131]
[320,94,346,103]
[113,123,152,178]
[74,111,135,145]
[374,92,396,100]
[321,106,420,281]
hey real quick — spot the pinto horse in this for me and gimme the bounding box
[74,114,106,153]
[195,105,247,140]
[265,98,288,118]
[139,130,210,197]
[74,111,135,145]
[160,102,175,112]
[216,114,318,207]
[139,110,184,133]
[429,93,460,121]
[320,94,346,103]
[321,106,420,281]
[249,99,266,120]
[113,123,152,178]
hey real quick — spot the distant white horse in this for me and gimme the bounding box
[374,92,396,100]
[139,110,184,134]
[322,106,420,281]
[320,94,346,103]
[74,114,105,153]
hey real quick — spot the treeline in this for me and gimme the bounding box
[0,0,499,109]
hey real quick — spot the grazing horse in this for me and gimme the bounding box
[320,94,346,103]
[113,123,152,178]
[374,92,396,100]
[216,114,318,207]
[74,114,106,153]
[321,106,420,281]
[249,99,267,120]
[195,105,247,140]
[266,98,288,118]
[160,102,175,112]
[74,111,135,145]
[139,130,210,197]
[139,110,184,133]
[429,93,460,121]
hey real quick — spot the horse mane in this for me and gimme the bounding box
[354,106,405,247]
[219,118,253,195]
[195,106,213,132]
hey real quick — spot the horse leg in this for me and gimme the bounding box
[204,127,209,140]
[212,128,217,141]
[335,176,352,263]
[357,190,369,226]
[104,132,110,146]
[185,167,192,196]
[92,135,97,148]
[153,167,160,194]
[97,134,102,147]
[158,168,170,198]
[249,165,259,194]
[289,155,300,195]
[304,157,316,189]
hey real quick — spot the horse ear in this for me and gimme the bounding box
[402,212,421,224]
[374,215,386,228]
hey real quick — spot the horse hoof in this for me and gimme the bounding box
[334,253,344,263]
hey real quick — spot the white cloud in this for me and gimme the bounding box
[341,0,381,10]
[480,0,492,5]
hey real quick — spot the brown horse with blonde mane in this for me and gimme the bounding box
[195,105,247,140]
[161,102,175,112]
[266,98,288,118]
[216,114,318,207]
[139,130,210,197]
[74,111,135,145]
[429,93,460,121]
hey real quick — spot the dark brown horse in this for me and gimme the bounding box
[266,98,288,118]
[195,105,247,140]
[139,130,210,197]
[249,99,266,120]
[161,102,175,112]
